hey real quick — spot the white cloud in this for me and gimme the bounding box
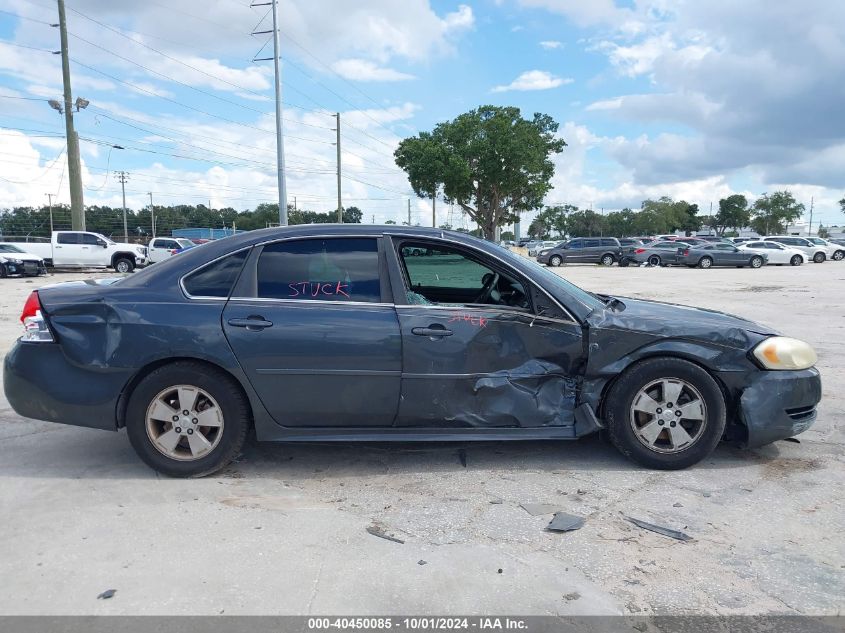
[492,70,573,92]
[539,40,563,50]
[516,0,637,28]
[331,59,416,82]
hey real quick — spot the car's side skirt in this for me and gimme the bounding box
[254,425,580,442]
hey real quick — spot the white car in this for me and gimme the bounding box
[147,237,197,263]
[737,241,805,266]
[528,240,559,257]
[0,243,47,277]
[807,237,844,261]
[763,236,830,263]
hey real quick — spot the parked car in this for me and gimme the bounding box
[678,243,767,268]
[828,238,845,248]
[763,236,829,263]
[806,237,844,261]
[528,240,559,257]
[696,236,734,243]
[626,241,691,267]
[0,244,48,277]
[4,225,820,476]
[537,237,622,267]
[148,237,197,263]
[618,238,646,247]
[731,237,756,244]
[0,231,147,272]
[737,241,805,266]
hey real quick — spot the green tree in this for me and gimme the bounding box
[394,105,566,240]
[839,196,845,215]
[533,204,574,238]
[639,197,699,235]
[817,225,830,238]
[750,191,804,235]
[527,216,548,239]
[603,208,637,237]
[566,209,605,237]
[712,194,750,236]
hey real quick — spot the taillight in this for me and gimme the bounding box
[634,248,646,254]
[683,249,690,256]
[20,291,54,342]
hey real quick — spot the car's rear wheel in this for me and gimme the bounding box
[698,256,713,269]
[600,254,615,266]
[647,255,661,267]
[126,361,250,477]
[604,357,726,469]
[114,257,134,273]
[0,264,7,278]
[790,254,803,266]
[618,257,630,267]
[549,254,563,267]
[749,255,764,268]
[813,252,825,263]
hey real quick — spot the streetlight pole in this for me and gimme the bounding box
[148,192,155,238]
[45,193,54,234]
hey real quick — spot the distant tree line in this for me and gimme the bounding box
[527,191,807,239]
[0,203,363,241]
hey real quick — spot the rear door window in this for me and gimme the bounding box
[583,239,601,248]
[57,233,82,245]
[256,238,381,303]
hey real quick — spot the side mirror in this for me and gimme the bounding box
[563,245,570,249]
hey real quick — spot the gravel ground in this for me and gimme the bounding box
[0,262,842,616]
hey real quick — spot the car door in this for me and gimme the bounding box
[78,232,109,266]
[221,236,401,427]
[53,232,87,265]
[564,238,583,262]
[388,237,584,429]
[148,238,172,263]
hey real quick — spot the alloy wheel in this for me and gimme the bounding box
[629,378,707,454]
[145,384,224,461]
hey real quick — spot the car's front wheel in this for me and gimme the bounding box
[126,361,250,477]
[647,255,662,267]
[790,254,803,266]
[698,256,713,269]
[549,254,563,267]
[114,257,135,273]
[604,357,726,470]
[600,254,615,266]
[813,252,826,263]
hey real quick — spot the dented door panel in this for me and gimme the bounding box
[396,306,584,428]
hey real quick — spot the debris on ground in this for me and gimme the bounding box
[366,523,405,544]
[783,437,801,443]
[563,592,581,601]
[673,502,683,508]
[547,512,585,533]
[97,589,116,600]
[457,448,467,468]
[497,568,503,574]
[624,516,693,542]
[520,502,561,516]
[417,560,427,566]
[489,498,503,505]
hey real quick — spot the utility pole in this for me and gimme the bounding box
[808,196,814,236]
[148,192,155,238]
[252,0,287,224]
[115,171,129,242]
[45,193,54,234]
[56,0,85,230]
[407,199,411,226]
[432,195,436,228]
[335,112,342,223]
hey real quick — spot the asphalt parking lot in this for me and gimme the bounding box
[0,263,842,616]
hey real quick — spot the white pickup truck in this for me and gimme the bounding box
[1,231,148,272]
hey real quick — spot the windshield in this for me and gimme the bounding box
[809,238,825,244]
[98,234,116,245]
[494,245,605,311]
[0,244,24,253]
[176,239,194,249]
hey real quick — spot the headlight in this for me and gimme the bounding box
[753,336,817,370]
[6,258,22,264]
[539,249,551,256]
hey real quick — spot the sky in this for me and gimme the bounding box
[0,0,843,229]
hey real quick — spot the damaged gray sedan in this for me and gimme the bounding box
[4,225,822,477]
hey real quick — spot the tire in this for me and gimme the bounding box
[549,255,563,267]
[749,255,764,269]
[790,255,802,266]
[114,257,134,273]
[647,255,661,267]
[618,258,630,268]
[698,257,713,269]
[126,361,250,477]
[833,250,844,261]
[600,254,615,266]
[813,252,825,263]
[604,357,727,470]
[0,264,6,279]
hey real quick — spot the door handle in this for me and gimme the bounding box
[228,316,273,331]
[412,326,453,337]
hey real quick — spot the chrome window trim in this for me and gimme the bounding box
[227,296,394,308]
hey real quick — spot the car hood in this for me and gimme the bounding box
[589,296,778,349]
